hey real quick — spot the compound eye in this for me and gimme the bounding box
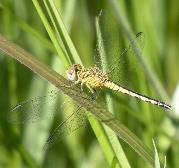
[66,68,77,81]
[70,69,75,75]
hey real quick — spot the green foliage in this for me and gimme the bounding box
[0,0,179,168]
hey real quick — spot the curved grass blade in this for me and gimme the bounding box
[32,0,70,67]
[7,89,61,124]
[95,12,131,168]
[96,10,145,87]
[42,0,82,65]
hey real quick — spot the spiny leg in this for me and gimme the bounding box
[78,82,97,100]
[86,84,97,100]
[73,80,80,86]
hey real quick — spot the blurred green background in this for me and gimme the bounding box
[0,0,179,168]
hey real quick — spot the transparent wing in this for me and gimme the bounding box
[107,32,145,76]
[8,87,90,150]
[94,9,107,70]
[107,32,145,88]
[43,105,87,151]
[94,10,145,89]
[43,92,95,150]
[7,89,61,124]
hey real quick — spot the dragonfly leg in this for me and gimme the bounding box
[80,83,84,93]
[86,84,97,100]
[68,80,81,88]
[73,80,80,85]
[91,89,97,100]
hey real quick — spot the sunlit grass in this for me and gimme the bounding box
[0,0,179,168]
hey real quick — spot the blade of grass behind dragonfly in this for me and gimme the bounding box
[152,139,166,168]
[42,0,81,65]
[94,13,131,168]
[62,0,77,32]
[31,0,70,68]
[41,0,86,160]
[32,0,124,166]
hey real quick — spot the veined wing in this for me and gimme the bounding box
[94,10,145,87]
[8,88,91,150]
[7,89,61,124]
[107,32,145,76]
[43,105,87,151]
[97,32,145,85]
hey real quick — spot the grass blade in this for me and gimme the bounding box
[95,14,131,168]
[31,0,70,67]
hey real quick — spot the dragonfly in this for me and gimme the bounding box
[66,63,171,110]
[8,31,171,151]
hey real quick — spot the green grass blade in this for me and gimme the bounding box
[152,139,161,168]
[31,0,70,67]
[42,0,82,65]
[87,113,121,168]
[62,0,77,31]
[95,14,131,168]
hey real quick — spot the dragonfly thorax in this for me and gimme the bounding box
[66,64,82,81]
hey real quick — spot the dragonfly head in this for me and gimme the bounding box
[66,64,82,82]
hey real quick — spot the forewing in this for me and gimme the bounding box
[8,85,92,150]
[94,10,146,91]
[7,89,63,124]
